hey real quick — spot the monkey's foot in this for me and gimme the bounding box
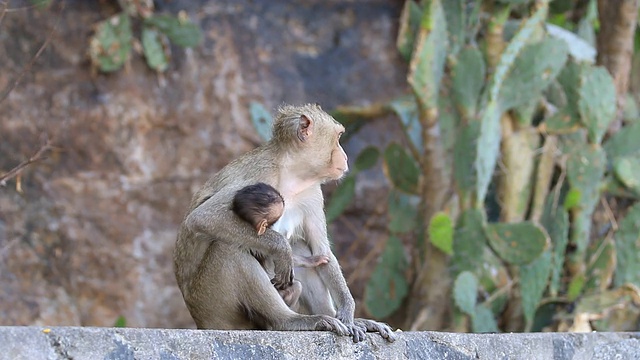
[270,264,294,290]
[344,323,366,343]
[354,318,396,342]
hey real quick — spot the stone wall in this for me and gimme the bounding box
[1,327,639,360]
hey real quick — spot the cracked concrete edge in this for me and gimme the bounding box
[0,326,638,360]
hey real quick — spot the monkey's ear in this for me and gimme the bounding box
[297,115,313,142]
[257,219,268,235]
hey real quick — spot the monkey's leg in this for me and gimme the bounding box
[279,280,302,308]
[295,266,366,343]
[293,254,329,268]
[239,258,350,336]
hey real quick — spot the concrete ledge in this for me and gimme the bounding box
[0,326,638,360]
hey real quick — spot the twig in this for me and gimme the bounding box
[600,197,619,232]
[0,1,65,104]
[0,139,53,186]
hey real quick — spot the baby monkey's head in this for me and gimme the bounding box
[232,182,285,235]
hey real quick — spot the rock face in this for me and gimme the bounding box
[0,1,406,328]
[2,327,640,360]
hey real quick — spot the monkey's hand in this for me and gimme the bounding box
[354,318,396,342]
[270,257,294,290]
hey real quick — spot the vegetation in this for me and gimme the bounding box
[16,0,640,333]
[87,0,202,73]
[255,0,640,332]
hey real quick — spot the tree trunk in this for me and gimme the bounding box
[596,0,639,134]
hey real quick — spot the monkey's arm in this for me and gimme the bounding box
[185,190,294,288]
[302,193,358,319]
[302,188,395,342]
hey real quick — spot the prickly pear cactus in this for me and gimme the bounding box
[614,203,640,288]
[577,66,616,144]
[408,0,448,110]
[453,271,479,315]
[141,27,168,72]
[498,38,568,112]
[451,209,487,275]
[565,140,606,256]
[452,47,486,120]
[364,235,409,318]
[88,14,133,72]
[519,250,552,325]
[485,222,548,265]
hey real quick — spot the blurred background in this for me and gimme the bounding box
[1,0,639,333]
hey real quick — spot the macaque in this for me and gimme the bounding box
[231,182,330,307]
[174,104,394,342]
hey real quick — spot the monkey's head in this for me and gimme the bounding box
[232,183,285,236]
[273,104,348,182]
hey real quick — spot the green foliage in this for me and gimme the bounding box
[604,122,640,163]
[453,120,480,203]
[428,212,453,255]
[498,38,568,112]
[325,176,356,223]
[144,15,203,48]
[520,250,552,326]
[541,194,570,297]
[474,102,502,203]
[614,203,640,288]
[354,146,380,172]
[397,0,423,61]
[383,143,420,195]
[249,102,273,142]
[89,14,133,72]
[442,0,466,55]
[613,157,640,193]
[577,67,617,144]
[563,188,582,210]
[89,6,202,73]
[387,191,419,234]
[29,0,51,9]
[471,305,499,333]
[451,209,487,276]
[584,237,615,292]
[453,271,479,315]
[567,273,586,301]
[546,24,596,63]
[245,0,640,333]
[364,236,409,318]
[141,28,169,72]
[407,0,448,111]
[388,96,422,153]
[485,222,548,265]
[566,142,606,253]
[452,47,486,120]
[114,316,127,328]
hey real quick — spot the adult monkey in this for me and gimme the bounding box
[174,104,394,342]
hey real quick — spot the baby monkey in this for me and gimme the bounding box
[232,183,329,307]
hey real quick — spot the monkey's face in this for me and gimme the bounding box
[303,112,348,181]
[327,128,348,180]
[256,199,284,236]
[273,104,349,182]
